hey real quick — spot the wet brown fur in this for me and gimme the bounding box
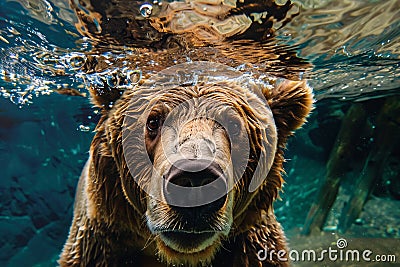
[59,70,313,266]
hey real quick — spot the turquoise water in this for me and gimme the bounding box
[0,0,399,266]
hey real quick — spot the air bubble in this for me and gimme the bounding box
[140,3,153,18]
[127,70,142,85]
[67,55,86,70]
[78,125,90,132]
[106,75,117,88]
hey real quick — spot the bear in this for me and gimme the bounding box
[59,61,313,267]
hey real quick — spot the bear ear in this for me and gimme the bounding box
[81,55,131,110]
[89,85,124,110]
[265,80,314,138]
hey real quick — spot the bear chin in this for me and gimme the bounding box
[156,233,222,266]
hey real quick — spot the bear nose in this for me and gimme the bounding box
[163,159,227,213]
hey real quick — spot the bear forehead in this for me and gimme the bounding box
[130,81,268,121]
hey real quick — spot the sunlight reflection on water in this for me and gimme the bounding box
[0,0,399,106]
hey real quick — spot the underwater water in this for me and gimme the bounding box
[0,0,399,266]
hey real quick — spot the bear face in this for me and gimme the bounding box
[60,61,313,267]
[121,62,279,264]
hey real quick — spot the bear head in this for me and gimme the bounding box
[86,61,313,265]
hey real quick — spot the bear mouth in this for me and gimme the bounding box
[159,230,218,253]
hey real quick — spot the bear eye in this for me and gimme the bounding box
[147,117,161,133]
[227,119,241,136]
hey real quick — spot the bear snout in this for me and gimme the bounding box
[163,159,228,219]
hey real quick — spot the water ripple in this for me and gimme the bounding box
[0,0,399,105]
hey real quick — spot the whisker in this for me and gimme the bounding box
[139,212,148,229]
[219,241,232,253]
[141,233,156,250]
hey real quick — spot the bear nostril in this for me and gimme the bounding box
[165,159,224,188]
[163,159,228,210]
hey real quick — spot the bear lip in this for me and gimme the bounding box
[149,221,230,235]
[154,228,218,234]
